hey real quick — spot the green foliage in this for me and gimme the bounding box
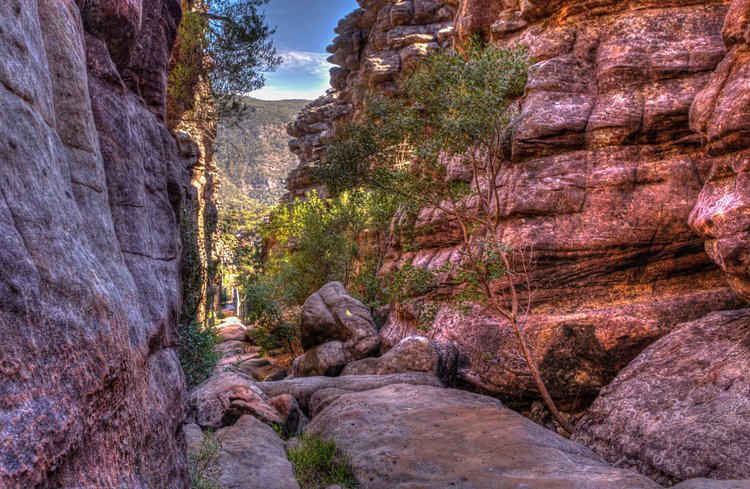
[179,321,220,389]
[317,40,528,200]
[415,300,440,332]
[241,281,299,356]
[169,11,210,104]
[380,263,436,303]
[189,432,221,489]
[180,205,206,324]
[248,320,299,357]
[206,0,281,117]
[169,1,280,121]
[287,433,358,489]
[316,39,530,303]
[262,189,399,306]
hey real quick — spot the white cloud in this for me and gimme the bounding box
[250,49,333,100]
[275,50,331,76]
[252,84,327,101]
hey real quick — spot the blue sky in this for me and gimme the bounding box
[252,0,360,100]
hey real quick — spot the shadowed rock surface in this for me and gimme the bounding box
[689,0,750,302]
[673,480,750,489]
[573,309,750,484]
[0,0,190,486]
[307,383,662,489]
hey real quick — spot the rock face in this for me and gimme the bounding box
[289,0,745,407]
[0,0,191,487]
[573,310,750,484]
[307,383,662,488]
[689,0,750,302]
[293,282,381,377]
[341,335,459,386]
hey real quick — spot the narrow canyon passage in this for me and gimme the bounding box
[2,0,750,488]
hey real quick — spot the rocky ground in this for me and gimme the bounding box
[183,284,750,488]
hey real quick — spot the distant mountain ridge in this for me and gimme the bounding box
[216,97,309,206]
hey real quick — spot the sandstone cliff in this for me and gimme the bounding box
[0,0,197,486]
[285,0,747,409]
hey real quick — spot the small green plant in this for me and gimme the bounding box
[248,321,299,357]
[481,352,495,362]
[179,321,220,389]
[381,263,436,303]
[272,422,292,440]
[223,358,247,373]
[287,433,358,488]
[189,432,221,489]
[415,301,440,332]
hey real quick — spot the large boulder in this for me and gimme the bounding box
[341,336,458,386]
[215,415,300,489]
[573,310,750,484]
[188,372,283,430]
[293,282,380,377]
[257,372,444,412]
[307,384,661,488]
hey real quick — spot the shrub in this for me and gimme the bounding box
[241,281,299,356]
[262,189,398,306]
[248,321,299,357]
[287,433,358,488]
[179,321,220,389]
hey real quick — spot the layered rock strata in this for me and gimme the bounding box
[384,0,743,406]
[689,0,750,302]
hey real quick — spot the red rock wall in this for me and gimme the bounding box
[289,0,747,408]
[0,0,190,486]
[383,0,741,407]
[689,0,750,302]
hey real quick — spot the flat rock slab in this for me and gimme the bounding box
[217,322,250,343]
[257,372,443,412]
[307,384,660,489]
[216,415,300,489]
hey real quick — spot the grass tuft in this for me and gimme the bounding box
[287,433,358,488]
[189,432,221,489]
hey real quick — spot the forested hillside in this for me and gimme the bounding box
[216,97,309,205]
